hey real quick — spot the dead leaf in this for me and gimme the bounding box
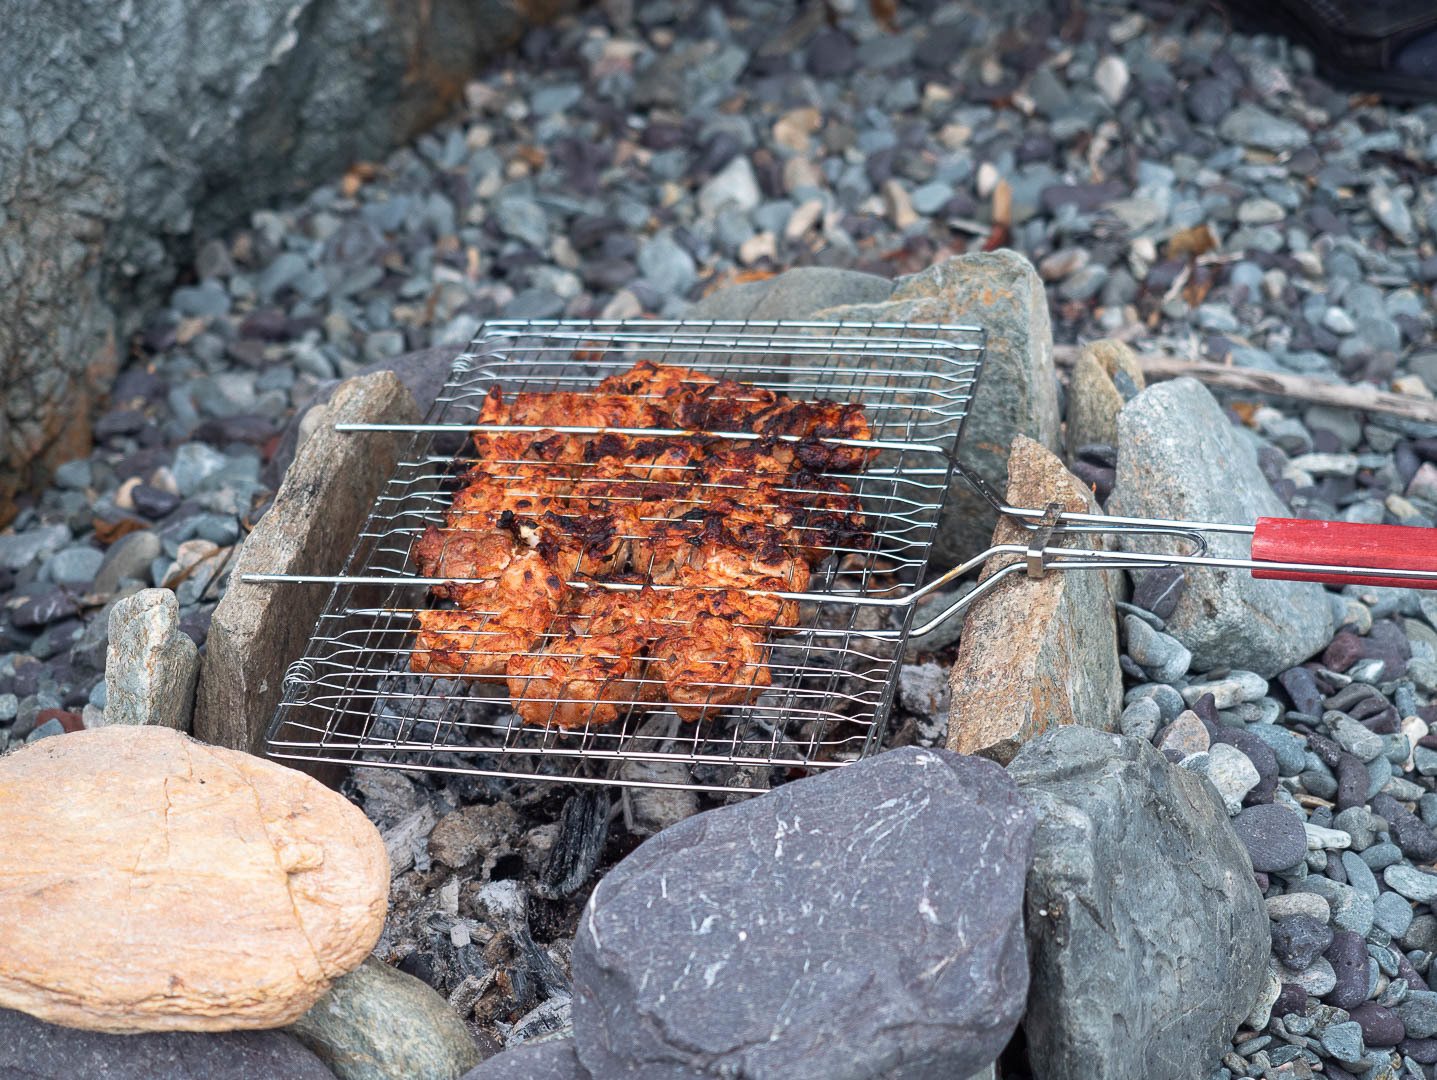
[1228,401,1259,426]
[93,517,151,545]
[340,161,378,199]
[1166,223,1219,259]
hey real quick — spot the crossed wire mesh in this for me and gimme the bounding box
[264,319,984,792]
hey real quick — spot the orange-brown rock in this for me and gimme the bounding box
[946,435,1124,765]
[0,726,388,1033]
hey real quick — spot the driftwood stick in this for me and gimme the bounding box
[1052,344,1437,425]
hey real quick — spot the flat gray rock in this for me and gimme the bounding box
[104,588,199,731]
[196,370,419,755]
[460,1038,586,1080]
[573,746,1034,1080]
[0,1006,335,1080]
[1108,378,1332,675]
[815,251,1061,566]
[1008,727,1270,1080]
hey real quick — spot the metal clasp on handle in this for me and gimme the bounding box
[1026,502,1063,579]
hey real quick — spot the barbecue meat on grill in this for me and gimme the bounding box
[506,619,648,728]
[600,359,876,469]
[651,614,771,722]
[411,359,875,727]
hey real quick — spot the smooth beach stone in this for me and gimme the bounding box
[0,726,388,1032]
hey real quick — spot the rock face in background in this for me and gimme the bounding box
[0,725,388,1032]
[1,0,574,524]
[947,435,1123,764]
[1008,727,1270,1080]
[0,1006,338,1080]
[1108,377,1333,676]
[574,746,1034,1080]
[817,250,1061,566]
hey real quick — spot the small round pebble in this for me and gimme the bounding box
[1319,1019,1365,1063]
[1231,803,1307,872]
[1385,865,1437,905]
[1272,915,1333,971]
[1325,930,1371,1010]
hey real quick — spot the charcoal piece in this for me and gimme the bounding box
[537,789,610,900]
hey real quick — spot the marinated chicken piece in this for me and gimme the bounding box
[650,614,771,722]
[507,390,662,433]
[582,434,707,484]
[410,600,563,678]
[412,526,514,600]
[471,391,585,479]
[447,479,567,530]
[598,359,718,401]
[506,619,648,729]
[413,361,876,722]
[600,360,876,469]
[541,502,641,578]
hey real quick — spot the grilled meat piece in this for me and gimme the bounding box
[410,600,563,678]
[506,619,648,729]
[601,360,875,469]
[650,614,772,722]
[412,526,514,600]
[414,360,876,724]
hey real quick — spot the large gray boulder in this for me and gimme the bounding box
[1008,727,1271,1080]
[1,0,571,523]
[573,746,1035,1080]
[1107,378,1333,676]
[0,1005,336,1080]
[815,251,1061,566]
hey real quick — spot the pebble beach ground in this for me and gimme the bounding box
[4,0,1437,1076]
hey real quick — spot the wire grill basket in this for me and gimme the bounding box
[261,320,985,792]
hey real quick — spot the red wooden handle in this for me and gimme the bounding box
[1251,517,1437,590]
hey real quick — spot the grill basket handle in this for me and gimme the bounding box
[1251,517,1437,591]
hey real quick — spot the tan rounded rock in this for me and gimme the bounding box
[0,726,388,1033]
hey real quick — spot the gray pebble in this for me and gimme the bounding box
[1331,714,1384,762]
[1385,865,1437,904]
[1119,696,1161,741]
[1374,892,1414,938]
[1124,615,1191,684]
[1359,843,1404,870]
[1341,851,1380,900]
[1318,1020,1364,1064]
[46,546,104,586]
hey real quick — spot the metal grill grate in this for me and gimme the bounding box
[261,319,984,792]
